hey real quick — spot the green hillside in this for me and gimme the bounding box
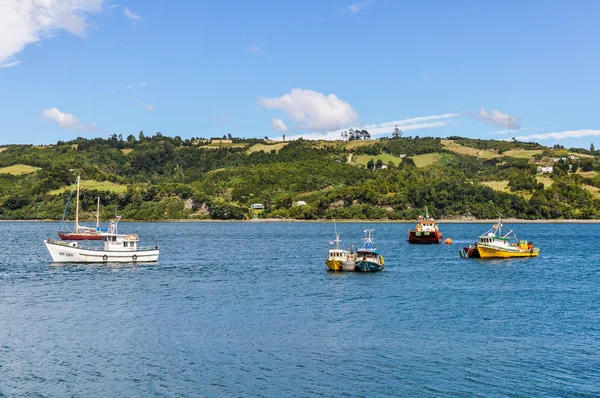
[0,133,599,220]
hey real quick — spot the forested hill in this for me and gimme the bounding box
[1,133,600,221]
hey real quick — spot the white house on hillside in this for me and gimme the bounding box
[537,166,554,174]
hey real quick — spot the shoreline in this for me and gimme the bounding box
[3,218,600,224]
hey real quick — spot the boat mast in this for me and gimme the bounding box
[96,197,100,228]
[75,175,80,233]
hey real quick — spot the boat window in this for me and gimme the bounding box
[123,242,128,247]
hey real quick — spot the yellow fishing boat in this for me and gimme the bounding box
[325,223,355,271]
[471,219,540,259]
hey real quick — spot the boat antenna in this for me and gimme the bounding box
[497,211,504,235]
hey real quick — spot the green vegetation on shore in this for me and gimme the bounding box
[1,133,600,221]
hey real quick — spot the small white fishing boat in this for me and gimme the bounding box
[326,222,355,271]
[45,217,159,263]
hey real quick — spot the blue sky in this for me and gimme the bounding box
[1,0,599,148]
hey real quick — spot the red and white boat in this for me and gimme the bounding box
[407,208,443,244]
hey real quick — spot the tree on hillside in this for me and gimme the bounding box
[392,125,402,138]
[341,130,348,141]
[591,143,595,152]
[348,128,356,141]
[367,159,375,169]
[358,130,371,140]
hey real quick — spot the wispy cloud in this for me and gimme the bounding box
[0,0,106,68]
[347,0,374,13]
[280,113,459,141]
[246,44,264,54]
[514,129,600,141]
[270,118,289,133]
[124,81,154,89]
[123,7,141,25]
[487,127,528,135]
[42,107,95,131]
[0,60,21,69]
[259,88,359,131]
[469,108,521,129]
[125,96,154,111]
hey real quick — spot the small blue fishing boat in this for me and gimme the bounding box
[355,229,384,272]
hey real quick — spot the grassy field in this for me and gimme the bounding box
[343,140,378,150]
[536,176,554,188]
[353,153,407,166]
[441,140,498,160]
[49,180,128,195]
[121,148,133,155]
[577,170,598,178]
[199,143,247,149]
[502,149,544,159]
[481,180,509,192]
[246,142,289,154]
[0,164,41,175]
[411,153,442,168]
[583,185,600,198]
[570,152,595,159]
[0,147,7,152]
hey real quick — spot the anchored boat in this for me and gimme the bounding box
[460,219,539,259]
[355,229,384,272]
[408,208,443,244]
[45,217,159,263]
[326,224,355,271]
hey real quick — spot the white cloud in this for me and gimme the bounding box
[246,44,264,54]
[123,7,141,25]
[280,113,458,141]
[0,60,21,68]
[124,81,154,89]
[270,118,289,133]
[259,88,359,131]
[514,129,600,141]
[42,107,95,131]
[471,108,521,129]
[347,0,373,12]
[0,0,106,68]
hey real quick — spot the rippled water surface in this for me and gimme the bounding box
[1,221,599,397]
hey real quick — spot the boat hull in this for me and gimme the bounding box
[408,230,442,244]
[355,260,384,272]
[460,245,481,258]
[341,260,356,271]
[57,232,102,241]
[326,259,343,271]
[45,240,159,263]
[476,245,539,259]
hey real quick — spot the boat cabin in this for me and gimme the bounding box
[356,250,378,260]
[416,219,438,232]
[328,248,351,259]
[102,234,140,251]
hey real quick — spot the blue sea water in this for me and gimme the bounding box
[0,221,599,397]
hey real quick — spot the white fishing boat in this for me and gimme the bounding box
[326,222,355,271]
[45,217,159,263]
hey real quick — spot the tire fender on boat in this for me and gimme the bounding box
[102,255,108,261]
[132,254,138,261]
[379,255,384,266]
